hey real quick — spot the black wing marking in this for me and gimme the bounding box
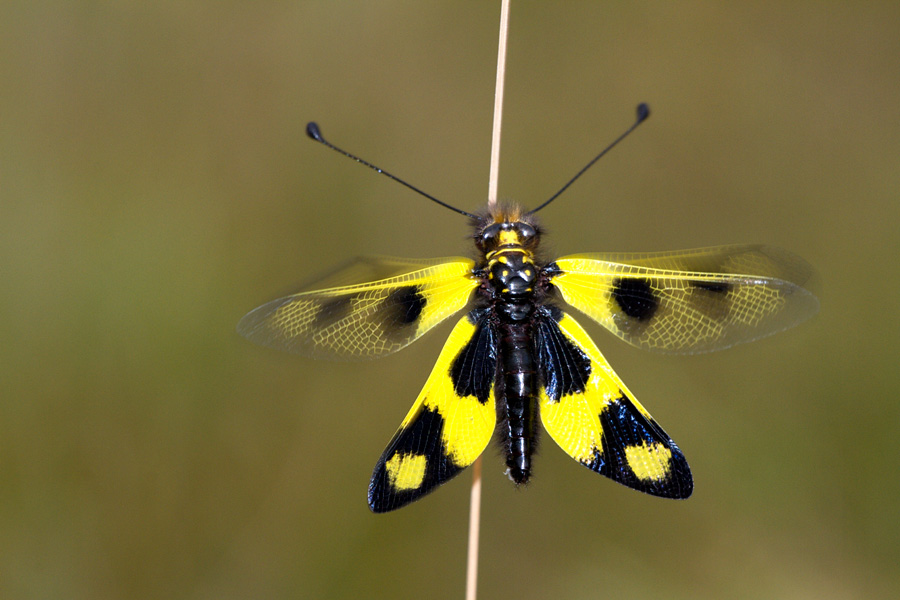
[536,308,692,498]
[369,309,497,512]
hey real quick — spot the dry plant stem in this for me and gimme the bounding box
[467,2,510,599]
[486,0,510,211]
[465,456,483,600]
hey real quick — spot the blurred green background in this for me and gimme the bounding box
[2,2,899,599]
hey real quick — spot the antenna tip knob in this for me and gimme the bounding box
[636,103,650,123]
[306,122,323,142]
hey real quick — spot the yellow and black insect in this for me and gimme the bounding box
[239,105,818,513]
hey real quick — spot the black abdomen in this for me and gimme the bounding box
[497,315,538,485]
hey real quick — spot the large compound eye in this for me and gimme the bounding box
[481,223,501,245]
[517,223,536,240]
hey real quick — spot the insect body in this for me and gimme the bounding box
[238,110,818,512]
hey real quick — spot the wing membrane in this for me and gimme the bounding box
[369,310,496,512]
[289,255,467,291]
[238,258,477,359]
[550,245,818,353]
[537,310,692,498]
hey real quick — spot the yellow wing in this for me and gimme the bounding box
[537,310,692,498]
[549,245,818,353]
[369,309,496,512]
[237,257,478,359]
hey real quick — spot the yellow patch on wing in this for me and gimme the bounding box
[238,258,478,358]
[625,442,673,482]
[540,390,602,464]
[551,245,818,354]
[385,452,428,491]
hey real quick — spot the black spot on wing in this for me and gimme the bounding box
[386,285,426,325]
[691,280,731,294]
[535,310,592,402]
[368,406,462,512]
[380,285,427,345]
[611,278,659,321]
[313,295,353,329]
[586,397,692,499]
[450,309,496,403]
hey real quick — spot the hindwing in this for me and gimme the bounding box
[548,245,818,354]
[238,258,477,359]
[369,309,496,512]
[536,309,692,498]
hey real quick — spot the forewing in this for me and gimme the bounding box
[291,255,466,290]
[537,309,692,498]
[549,245,818,353]
[238,258,478,359]
[369,309,496,512]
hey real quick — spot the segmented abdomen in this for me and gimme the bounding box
[497,318,538,484]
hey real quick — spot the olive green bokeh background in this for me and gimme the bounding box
[2,2,898,599]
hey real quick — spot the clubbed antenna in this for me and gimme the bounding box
[530,103,651,214]
[306,122,477,218]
